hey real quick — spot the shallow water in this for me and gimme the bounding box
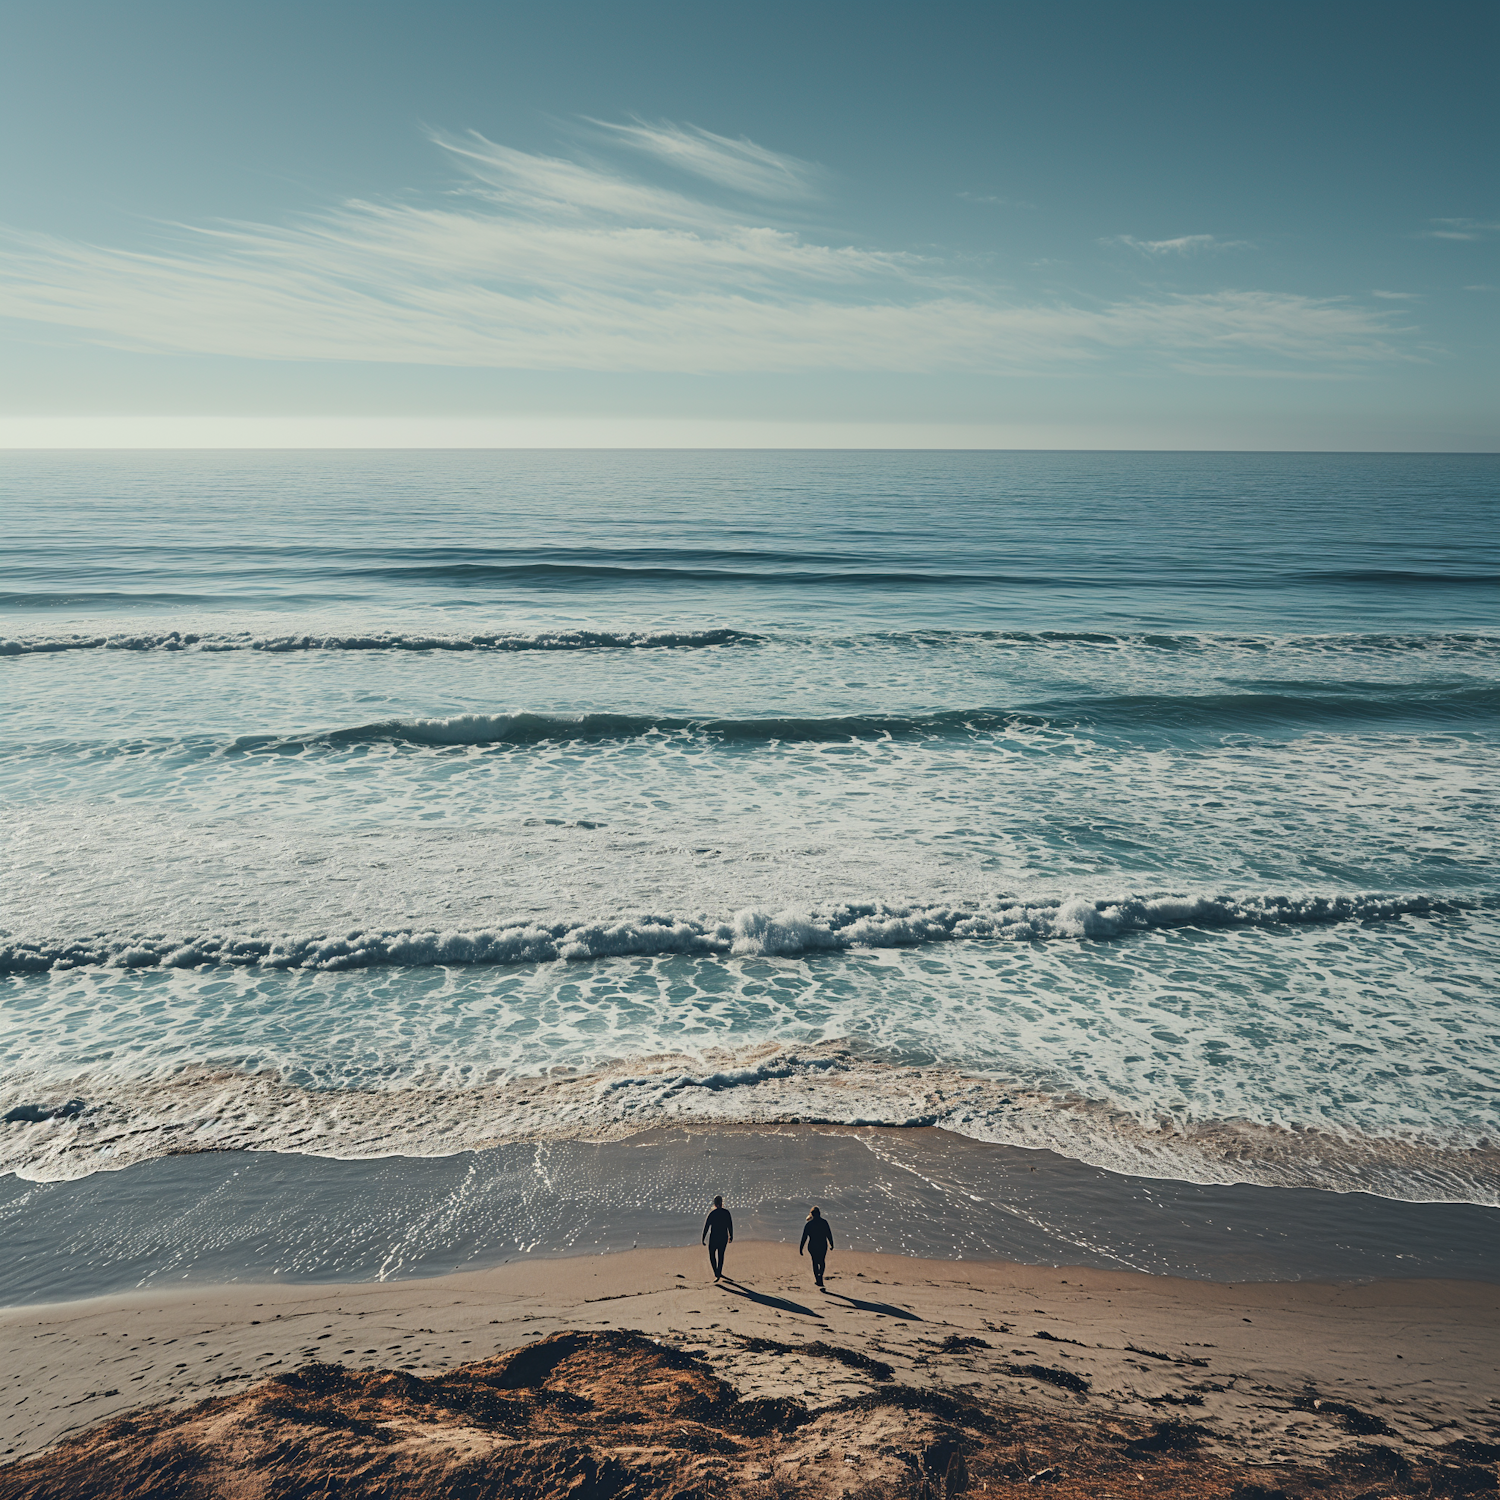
[3,1129,1497,1305]
[2,451,1497,1203]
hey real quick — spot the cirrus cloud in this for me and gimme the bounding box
[0,125,1406,376]
[1422,218,1500,241]
[1109,233,1254,256]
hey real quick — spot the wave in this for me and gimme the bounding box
[349,560,1067,587]
[2,890,1484,975]
[6,624,1498,659]
[228,686,1500,753]
[17,558,1485,602]
[0,627,757,657]
[4,1045,1497,1203]
[1295,569,1500,586]
[868,628,1500,653]
[330,557,1500,589]
[0,592,233,610]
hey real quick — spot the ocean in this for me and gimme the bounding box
[3,449,1498,1234]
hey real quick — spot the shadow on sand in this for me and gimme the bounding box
[718,1280,824,1318]
[822,1289,924,1320]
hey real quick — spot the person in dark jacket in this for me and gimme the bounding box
[702,1195,733,1280]
[799,1205,834,1289]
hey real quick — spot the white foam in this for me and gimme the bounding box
[1,889,1475,973]
[0,627,753,656]
[4,1044,1496,1205]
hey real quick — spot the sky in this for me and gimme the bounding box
[0,0,1495,448]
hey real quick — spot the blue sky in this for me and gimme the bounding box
[1,0,1494,447]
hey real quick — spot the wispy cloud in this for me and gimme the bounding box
[958,192,1038,209]
[0,126,1404,375]
[582,118,822,200]
[1421,218,1500,241]
[1371,289,1421,300]
[1110,233,1253,256]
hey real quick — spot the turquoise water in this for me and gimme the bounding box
[2,451,1497,1198]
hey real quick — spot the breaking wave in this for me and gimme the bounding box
[4,626,1498,659]
[0,627,758,656]
[2,890,1483,975]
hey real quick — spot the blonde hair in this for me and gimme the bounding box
[807,1206,821,1219]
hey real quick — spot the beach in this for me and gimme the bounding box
[3,0,1496,1469]
[2,1125,1497,1490]
[3,1242,1497,1494]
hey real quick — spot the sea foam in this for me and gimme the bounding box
[0,627,756,656]
[4,1044,1496,1205]
[0,890,1478,974]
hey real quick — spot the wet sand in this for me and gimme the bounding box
[4,1242,1497,1472]
[3,1126,1497,1306]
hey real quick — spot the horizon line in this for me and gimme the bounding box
[3,445,1496,454]
[1,416,1495,455]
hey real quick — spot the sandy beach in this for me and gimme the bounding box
[4,1126,1499,1492]
[3,1241,1497,1495]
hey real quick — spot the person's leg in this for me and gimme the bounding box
[709,1241,725,1279]
[811,1252,826,1287]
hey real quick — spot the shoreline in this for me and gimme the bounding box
[3,1243,1497,1478]
[1,1126,1497,1310]
[7,1039,1499,1207]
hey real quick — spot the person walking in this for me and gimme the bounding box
[702,1195,733,1281]
[799,1205,834,1290]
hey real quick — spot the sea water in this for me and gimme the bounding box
[2,450,1497,1201]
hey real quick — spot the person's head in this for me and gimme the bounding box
[808,1206,821,1219]
[713,1195,723,1207]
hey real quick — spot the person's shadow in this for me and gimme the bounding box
[821,1290,923,1320]
[718,1279,824,1319]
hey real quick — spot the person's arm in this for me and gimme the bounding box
[726,1212,733,1243]
[702,1214,710,1245]
[826,1223,834,1248]
[798,1223,809,1254]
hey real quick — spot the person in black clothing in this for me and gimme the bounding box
[799,1205,833,1289]
[702,1195,733,1281]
